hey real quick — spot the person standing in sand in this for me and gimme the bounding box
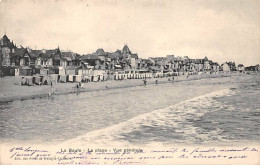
[143,78,147,85]
[76,83,79,93]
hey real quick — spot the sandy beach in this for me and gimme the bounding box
[0,72,239,103]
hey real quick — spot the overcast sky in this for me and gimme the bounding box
[0,0,259,66]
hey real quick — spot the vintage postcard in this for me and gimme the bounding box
[0,0,259,165]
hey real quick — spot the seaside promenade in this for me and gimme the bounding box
[0,72,241,103]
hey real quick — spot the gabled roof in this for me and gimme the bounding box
[122,45,131,54]
[2,35,10,42]
[1,35,16,49]
[96,48,105,55]
[14,48,26,56]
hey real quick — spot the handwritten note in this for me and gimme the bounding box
[2,146,259,164]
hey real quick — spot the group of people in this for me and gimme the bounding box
[48,75,179,98]
[144,76,176,85]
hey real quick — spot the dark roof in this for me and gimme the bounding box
[107,52,123,59]
[96,48,105,55]
[122,45,131,54]
[151,57,165,61]
[130,53,138,59]
[1,35,11,45]
[61,51,77,61]
[212,62,219,66]
[29,50,41,58]
[1,35,16,49]
[149,66,161,71]
[81,54,100,60]
[189,59,195,63]
[238,64,244,67]
[39,49,56,58]
[14,48,26,56]
[195,59,203,64]
[62,51,74,57]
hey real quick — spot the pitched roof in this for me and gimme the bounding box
[107,52,123,59]
[122,45,131,54]
[61,51,77,61]
[81,54,100,60]
[131,53,138,59]
[14,48,26,56]
[96,48,105,55]
[29,50,41,58]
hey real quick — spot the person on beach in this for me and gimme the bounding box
[155,80,158,84]
[143,78,147,85]
[76,83,79,92]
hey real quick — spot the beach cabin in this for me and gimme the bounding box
[59,66,66,75]
[50,74,59,84]
[21,77,26,85]
[59,75,68,83]
[93,75,99,82]
[20,76,34,86]
[66,66,78,75]
[83,75,91,82]
[15,69,20,76]
[26,77,34,86]
[34,76,43,85]
[21,66,33,76]
[75,75,83,82]
[68,75,76,82]
[93,70,106,82]
[40,69,49,76]
[42,75,51,85]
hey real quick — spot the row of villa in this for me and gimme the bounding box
[0,34,258,84]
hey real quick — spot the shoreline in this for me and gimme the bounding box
[0,72,241,103]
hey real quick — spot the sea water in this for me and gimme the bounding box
[0,73,259,146]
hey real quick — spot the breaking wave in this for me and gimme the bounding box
[63,88,237,147]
